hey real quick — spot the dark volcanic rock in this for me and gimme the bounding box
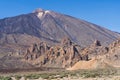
[93,40,101,46]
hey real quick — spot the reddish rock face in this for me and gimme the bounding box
[24,42,50,60]
[24,38,88,68]
[24,38,120,68]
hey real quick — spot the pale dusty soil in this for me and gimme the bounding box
[11,76,120,80]
[66,56,119,70]
[67,58,97,70]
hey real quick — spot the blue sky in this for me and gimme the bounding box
[0,0,120,32]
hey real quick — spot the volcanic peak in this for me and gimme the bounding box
[33,8,51,19]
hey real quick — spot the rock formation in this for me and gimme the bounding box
[24,42,50,60]
[24,38,88,68]
[67,38,120,70]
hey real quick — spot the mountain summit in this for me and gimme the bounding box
[33,8,51,19]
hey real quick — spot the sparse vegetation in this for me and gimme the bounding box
[14,75,22,80]
[0,68,119,80]
[82,72,100,78]
[0,76,12,80]
[25,74,40,79]
[22,68,119,79]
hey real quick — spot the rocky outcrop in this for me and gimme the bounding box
[61,37,72,47]
[24,38,120,68]
[24,42,50,60]
[92,40,101,46]
[24,38,88,68]
[68,38,120,70]
[104,39,120,66]
[81,40,109,58]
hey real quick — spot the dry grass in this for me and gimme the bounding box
[0,68,119,80]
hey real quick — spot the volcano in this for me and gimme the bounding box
[0,8,120,69]
[0,8,119,48]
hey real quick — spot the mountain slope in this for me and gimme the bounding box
[0,8,119,49]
